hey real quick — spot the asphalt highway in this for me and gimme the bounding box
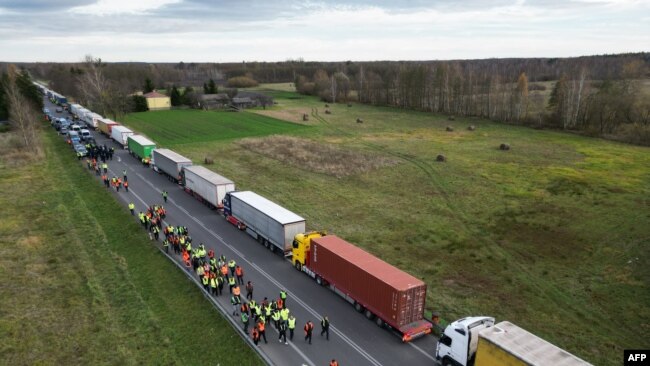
[47,99,440,366]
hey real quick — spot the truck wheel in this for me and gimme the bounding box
[365,310,374,320]
[375,317,384,328]
[316,276,323,286]
[294,261,301,271]
[441,359,452,366]
[354,302,364,313]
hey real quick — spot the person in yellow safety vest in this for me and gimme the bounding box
[202,274,209,291]
[271,309,281,330]
[216,275,224,296]
[288,315,296,341]
[264,303,272,319]
[228,259,236,277]
[228,276,236,294]
[231,294,240,316]
[197,265,205,278]
[280,308,290,323]
[210,276,217,296]
[128,202,135,215]
[254,304,262,322]
[139,212,146,226]
[163,238,169,253]
[185,241,192,254]
[209,257,217,271]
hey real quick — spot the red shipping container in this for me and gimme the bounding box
[309,235,430,336]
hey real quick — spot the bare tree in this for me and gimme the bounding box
[77,55,111,116]
[4,65,42,156]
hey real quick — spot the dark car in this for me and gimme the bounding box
[73,143,88,157]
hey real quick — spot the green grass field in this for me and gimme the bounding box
[0,130,262,366]
[123,109,307,146]
[123,86,650,365]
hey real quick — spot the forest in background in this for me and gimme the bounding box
[9,52,649,145]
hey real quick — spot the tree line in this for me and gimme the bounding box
[288,54,649,145]
[13,52,648,144]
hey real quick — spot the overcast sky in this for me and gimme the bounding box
[0,0,647,62]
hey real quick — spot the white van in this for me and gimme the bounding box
[80,129,92,141]
[71,124,82,133]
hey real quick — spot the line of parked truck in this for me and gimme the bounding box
[40,84,593,365]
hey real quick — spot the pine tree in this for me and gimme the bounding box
[144,78,155,93]
[170,85,182,106]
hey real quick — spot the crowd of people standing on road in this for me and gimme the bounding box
[82,146,339,365]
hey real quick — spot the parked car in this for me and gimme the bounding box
[73,143,88,157]
[59,126,69,135]
[80,129,92,141]
[54,118,70,131]
[70,124,82,133]
[67,131,81,145]
[43,108,50,114]
[56,107,63,113]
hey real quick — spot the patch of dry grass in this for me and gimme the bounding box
[0,131,39,167]
[238,135,400,177]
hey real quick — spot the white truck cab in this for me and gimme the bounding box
[436,316,495,366]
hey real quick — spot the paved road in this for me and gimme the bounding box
[46,99,440,366]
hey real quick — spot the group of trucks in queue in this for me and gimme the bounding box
[42,85,594,364]
[147,146,434,342]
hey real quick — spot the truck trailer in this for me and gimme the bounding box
[151,148,193,182]
[292,233,432,342]
[82,111,103,129]
[127,135,156,161]
[110,125,134,147]
[69,104,82,117]
[223,191,305,254]
[436,317,592,366]
[97,118,118,136]
[182,165,235,209]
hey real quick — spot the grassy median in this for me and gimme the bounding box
[0,129,263,365]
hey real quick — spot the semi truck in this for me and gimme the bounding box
[436,317,592,366]
[110,125,134,147]
[292,233,432,342]
[127,135,156,161]
[69,104,82,117]
[182,165,235,209]
[82,111,103,129]
[151,148,193,183]
[223,191,306,254]
[97,118,118,136]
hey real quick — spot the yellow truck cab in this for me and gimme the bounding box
[291,231,326,271]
